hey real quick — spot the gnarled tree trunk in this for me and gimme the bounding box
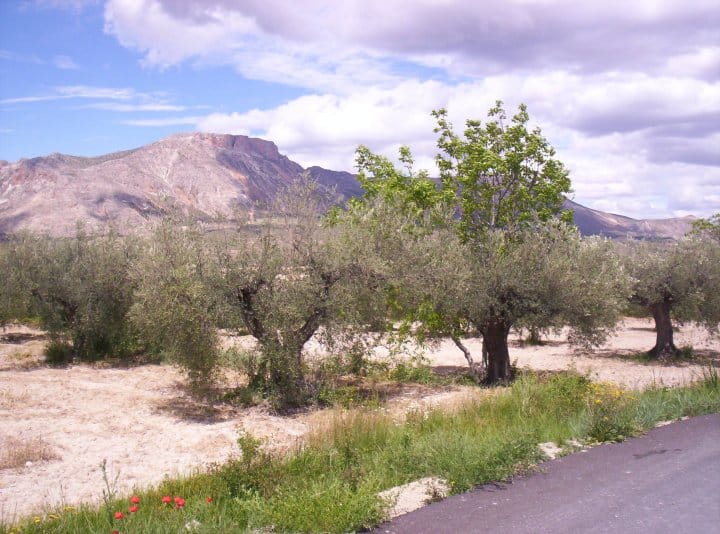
[648,300,678,359]
[483,320,513,384]
[451,335,485,382]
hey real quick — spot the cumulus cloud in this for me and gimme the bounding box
[103,0,720,80]
[98,0,720,218]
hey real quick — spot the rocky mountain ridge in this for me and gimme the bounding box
[0,133,694,239]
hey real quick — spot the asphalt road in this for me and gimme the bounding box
[374,413,720,534]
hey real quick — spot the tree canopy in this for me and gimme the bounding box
[626,237,720,358]
[347,102,625,383]
[433,101,573,241]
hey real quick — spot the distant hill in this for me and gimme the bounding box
[563,199,694,240]
[0,133,695,239]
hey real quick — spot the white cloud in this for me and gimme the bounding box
[102,0,720,83]
[53,55,80,69]
[0,85,192,111]
[664,47,720,80]
[103,0,402,93]
[189,73,719,219]
[39,0,720,218]
[121,116,204,126]
[86,102,186,112]
[1,85,138,104]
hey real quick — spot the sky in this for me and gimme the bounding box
[0,0,718,219]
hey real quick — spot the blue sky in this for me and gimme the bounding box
[1,0,718,219]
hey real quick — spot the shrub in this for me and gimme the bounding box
[44,340,73,365]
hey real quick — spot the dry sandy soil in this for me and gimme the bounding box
[1,318,718,521]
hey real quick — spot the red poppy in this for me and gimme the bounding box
[206,497,213,503]
[129,505,138,513]
[112,531,119,534]
[174,496,186,508]
[130,495,140,504]
[161,496,172,504]
[114,511,124,520]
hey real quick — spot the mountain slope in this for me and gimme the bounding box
[0,133,695,239]
[563,199,695,239]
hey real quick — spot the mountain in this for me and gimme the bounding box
[563,199,695,240]
[0,133,695,239]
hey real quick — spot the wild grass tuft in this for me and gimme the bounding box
[0,437,60,471]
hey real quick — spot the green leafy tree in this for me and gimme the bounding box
[690,212,720,242]
[351,102,593,383]
[627,237,720,358]
[352,145,442,218]
[433,101,573,240]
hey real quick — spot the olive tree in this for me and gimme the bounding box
[627,237,720,358]
[129,220,223,389]
[0,239,34,326]
[0,230,136,361]
[395,220,628,382]
[219,180,388,407]
[690,212,720,242]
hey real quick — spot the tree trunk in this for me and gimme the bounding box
[483,321,513,384]
[648,300,678,359]
[267,343,306,409]
[528,327,542,345]
[451,335,484,382]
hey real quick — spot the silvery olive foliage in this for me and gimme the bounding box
[386,218,629,382]
[129,220,223,389]
[690,212,720,242]
[0,229,137,361]
[217,179,389,407]
[626,236,720,358]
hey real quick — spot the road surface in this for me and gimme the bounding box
[374,413,720,534]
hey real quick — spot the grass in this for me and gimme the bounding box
[0,437,60,471]
[632,344,697,363]
[2,369,719,533]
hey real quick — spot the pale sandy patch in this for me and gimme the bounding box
[379,477,450,518]
[0,318,717,521]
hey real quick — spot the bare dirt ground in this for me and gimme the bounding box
[1,318,718,521]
